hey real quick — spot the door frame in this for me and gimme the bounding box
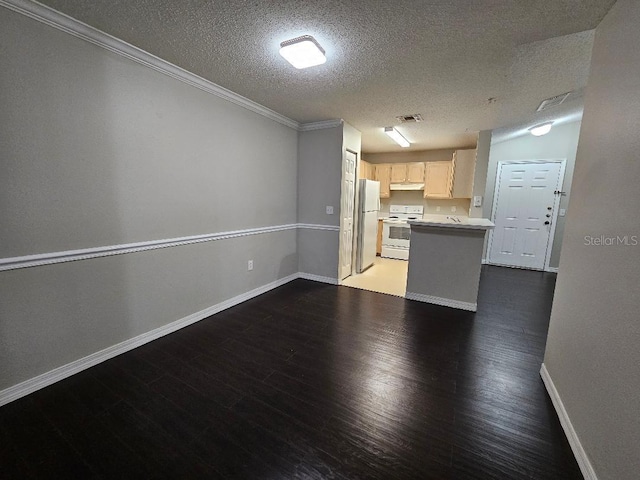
[350,151,364,277]
[486,159,566,272]
[338,149,359,282]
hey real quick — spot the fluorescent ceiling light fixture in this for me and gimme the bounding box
[279,35,326,69]
[529,122,553,136]
[384,127,410,147]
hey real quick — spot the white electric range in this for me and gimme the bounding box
[381,205,424,260]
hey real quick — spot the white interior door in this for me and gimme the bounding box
[488,161,564,270]
[339,151,357,280]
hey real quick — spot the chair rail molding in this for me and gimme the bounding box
[0,223,340,272]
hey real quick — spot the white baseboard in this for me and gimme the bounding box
[0,273,300,407]
[540,363,598,480]
[298,272,339,285]
[546,267,559,273]
[405,292,477,312]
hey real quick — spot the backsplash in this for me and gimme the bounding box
[379,190,471,216]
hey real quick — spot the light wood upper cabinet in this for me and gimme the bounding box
[359,160,376,180]
[390,164,408,183]
[375,164,391,198]
[407,162,425,183]
[424,161,453,198]
[451,149,477,198]
[359,160,369,179]
[388,162,425,183]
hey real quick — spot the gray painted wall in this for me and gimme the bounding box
[406,226,486,305]
[297,126,343,227]
[469,131,491,218]
[0,233,297,389]
[297,125,344,279]
[363,149,455,164]
[485,121,582,268]
[544,1,640,479]
[0,10,298,390]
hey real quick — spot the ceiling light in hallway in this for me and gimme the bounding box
[530,122,553,136]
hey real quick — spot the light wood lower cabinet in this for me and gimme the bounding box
[376,219,383,255]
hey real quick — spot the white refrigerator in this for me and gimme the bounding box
[357,179,381,273]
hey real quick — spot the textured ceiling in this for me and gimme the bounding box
[36,0,615,152]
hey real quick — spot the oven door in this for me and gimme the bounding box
[382,222,411,248]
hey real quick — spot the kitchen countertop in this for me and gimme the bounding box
[408,215,495,230]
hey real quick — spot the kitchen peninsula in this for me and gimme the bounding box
[405,216,494,311]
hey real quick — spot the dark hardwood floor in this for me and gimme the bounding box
[0,266,583,479]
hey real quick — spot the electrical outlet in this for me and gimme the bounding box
[247,260,253,271]
[436,206,441,212]
[326,206,334,215]
[451,206,457,213]
[559,208,566,217]
[473,196,482,207]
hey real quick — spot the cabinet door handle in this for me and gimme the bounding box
[544,221,550,225]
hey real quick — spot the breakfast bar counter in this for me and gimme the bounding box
[405,216,494,312]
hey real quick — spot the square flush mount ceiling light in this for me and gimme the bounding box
[384,127,411,147]
[279,35,326,69]
[529,122,553,136]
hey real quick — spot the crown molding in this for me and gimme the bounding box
[298,119,344,131]
[0,0,302,130]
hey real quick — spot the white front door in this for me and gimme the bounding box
[488,161,564,270]
[339,151,357,280]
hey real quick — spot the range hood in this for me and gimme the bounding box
[390,183,424,191]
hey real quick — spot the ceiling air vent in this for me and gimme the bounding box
[396,114,423,123]
[536,92,571,112]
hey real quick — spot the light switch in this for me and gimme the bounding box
[326,206,334,215]
[473,196,482,207]
[559,208,566,217]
